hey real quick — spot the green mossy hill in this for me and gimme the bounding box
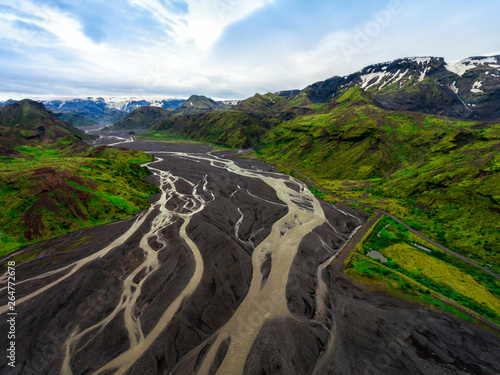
[148,93,325,148]
[55,111,98,127]
[151,110,265,148]
[233,92,290,112]
[0,99,89,141]
[258,87,466,180]
[0,139,159,255]
[256,87,500,270]
[172,95,231,115]
[109,106,171,130]
[233,91,327,115]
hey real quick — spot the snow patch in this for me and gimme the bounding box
[471,81,484,94]
[419,67,431,82]
[378,69,401,90]
[359,71,388,90]
[445,57,498,76]
[394,69,409,84]
[450,81,459,94]
[411,57,432,65]
[221,99,241,106]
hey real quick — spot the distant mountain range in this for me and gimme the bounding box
[108,95,241,130]
[1,55,498,129]
[41,97,186,125]
[0,96,243,126]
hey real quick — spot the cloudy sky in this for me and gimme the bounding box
[0,0,499,100]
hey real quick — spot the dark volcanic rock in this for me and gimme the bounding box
[372,83,473,118]
[244,318,329,375]
[1,139,499,375]
[322,270,500,375]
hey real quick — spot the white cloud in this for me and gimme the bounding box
[0,1,122,73]
[0,0,498,100]
[0,1,89,48]
[129,0,274,50]
[0,0,276,98]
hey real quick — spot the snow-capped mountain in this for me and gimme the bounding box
[445,56,500,77]
[96,97,186,112]
[2,55,498,123]
[219,99,242,106]
[37,97,185,123]
[303,55,500,120]
[34,96,242,125]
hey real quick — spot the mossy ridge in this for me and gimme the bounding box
[255,88,500,270]
[0,99,90,142]
[107,106,171,130]
[0,142,159,257]
[148,109,266,148]
[345,215,500,324]
[148,90,329,148]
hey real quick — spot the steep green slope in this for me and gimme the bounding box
[0,138,158,255]
[256,87,500,271]
[109,106,171,130]
[55,111,98,127]
[151,110,265,148]
[0,99,88,140]
[148,93,323,148]
[172,95,232,115]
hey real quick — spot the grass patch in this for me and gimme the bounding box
[308,186,326,199]
[345,215,500,324]
[0,143,159,258]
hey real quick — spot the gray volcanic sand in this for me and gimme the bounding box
[0,138,498,375]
